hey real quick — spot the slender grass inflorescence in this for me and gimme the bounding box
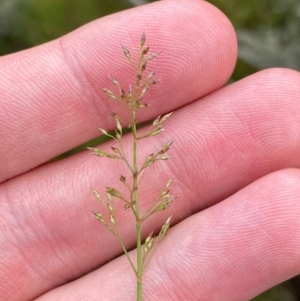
[89,33,177,301]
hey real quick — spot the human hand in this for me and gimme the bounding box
[1,1,300,300]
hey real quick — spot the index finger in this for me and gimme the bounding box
[0,0,237,182]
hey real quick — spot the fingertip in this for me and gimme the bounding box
[0,0,238,182]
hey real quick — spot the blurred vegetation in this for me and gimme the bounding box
[1,0,299,300]
[0,0,131,53]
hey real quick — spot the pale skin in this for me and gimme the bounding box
[1,0,300,300]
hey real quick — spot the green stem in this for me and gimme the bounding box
[142,236,161,272]
[141,197,160,221]
[113,213,137,275]
[132,108,143,301]
[118,142,134,174]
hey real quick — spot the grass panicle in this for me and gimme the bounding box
[90,33,176,301]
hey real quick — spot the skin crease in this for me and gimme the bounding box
[0,0,300,300]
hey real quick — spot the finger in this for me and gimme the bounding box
[0,0,236,182]
[1,68,300,301]
[34,168,300,301]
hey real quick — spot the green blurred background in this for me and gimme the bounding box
[1,0,299,300]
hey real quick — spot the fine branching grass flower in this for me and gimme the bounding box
[89,33,176,301]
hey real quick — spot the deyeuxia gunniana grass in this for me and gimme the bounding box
[89,33,177,301]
